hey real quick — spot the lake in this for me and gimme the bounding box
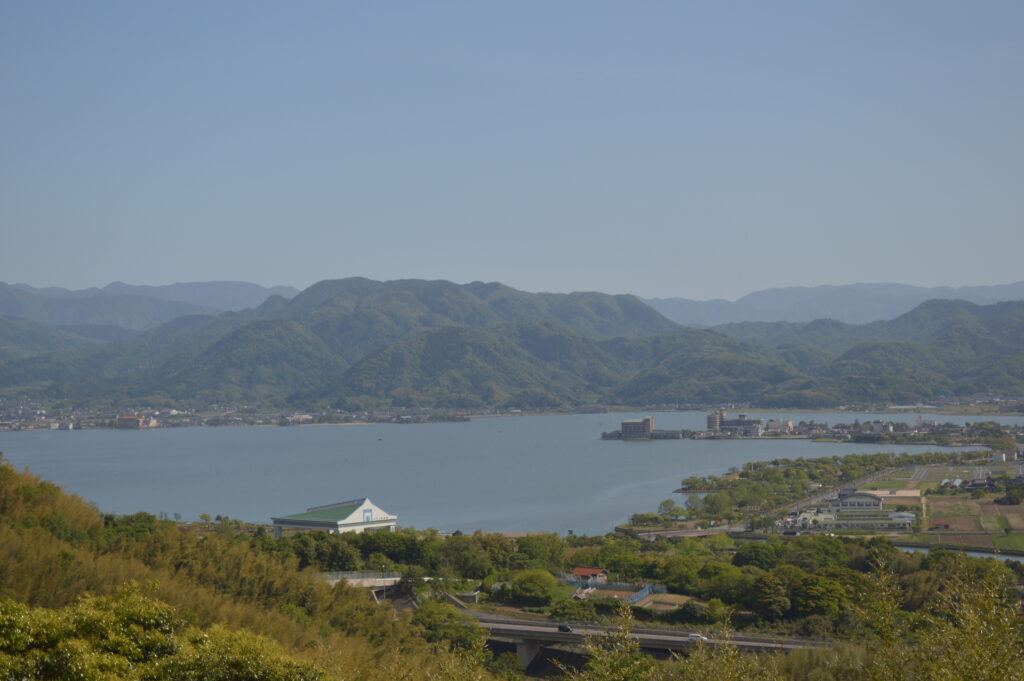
[0,411,1005,536]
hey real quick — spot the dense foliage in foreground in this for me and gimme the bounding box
[0,456,497,680]
[3,455,1024,680]
[563,561,1024,681]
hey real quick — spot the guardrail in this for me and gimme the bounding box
[322,570,403,581]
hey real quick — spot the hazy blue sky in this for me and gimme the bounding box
[2,2,1022,300]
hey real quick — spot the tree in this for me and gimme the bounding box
[749,574,790,621]
[558,604,658,681]
[549,598,597,622]
[508,569,557,606]
[660,555,699,594]
[516,534,566,570]
[657,499,682,519]
[791,575,847,620]
[732,541,785,570]
[995,487,1024,505]
[438,534,494,578]
[860,558,1024,681]
[0,589,323,681]
[317,536,362,571]
[630,513,663,527]
[410,600,484,650]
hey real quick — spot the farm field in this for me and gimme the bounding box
[821,463,1024,553]
[908,533,996,549]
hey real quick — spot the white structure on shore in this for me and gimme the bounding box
[272,498,397,537]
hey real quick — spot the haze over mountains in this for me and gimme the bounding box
[1,277,1023,410]
[13,281,301,311]
[646,281,1024,326]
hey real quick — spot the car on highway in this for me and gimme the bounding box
[688,633,708,642]
[557,624,574,633]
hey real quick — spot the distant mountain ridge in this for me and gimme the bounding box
[0,277,680,407]
[12,281,299,312]
[715,299,1024,354]
[645,281,1024,326]
[0,283,219,331]
[0,277,1021,410]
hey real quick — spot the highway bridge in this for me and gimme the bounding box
[474,613,824,668]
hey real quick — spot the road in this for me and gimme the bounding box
[784,466,902,513]
[478,617,824,652]
[910,465,930,482]
[468,609,824,652]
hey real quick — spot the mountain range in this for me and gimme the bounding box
[12,281,299,312]
[1,277,1022,410]
[645,281,1024,326]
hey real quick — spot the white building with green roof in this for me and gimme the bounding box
[271,498,397,537]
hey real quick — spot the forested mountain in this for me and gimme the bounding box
[646,281,1024,326]
[0,280,1021,409]
[0,316,102,363]
[716,300,1024,354]
[0,278,680,407]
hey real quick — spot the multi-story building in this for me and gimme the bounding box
[621,417,654,440]
[765,419,793,434]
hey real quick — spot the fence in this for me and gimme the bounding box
[625,583,666,604]
[322,570,402,582]
[559,574,666,603]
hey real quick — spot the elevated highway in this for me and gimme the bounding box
[474,612,825,668]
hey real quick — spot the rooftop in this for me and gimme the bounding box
[572,566,608,577]
[274,498,366,523]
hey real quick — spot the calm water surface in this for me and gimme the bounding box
[0,411,1004,535]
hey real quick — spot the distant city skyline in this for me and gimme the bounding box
[2,2,1022,300]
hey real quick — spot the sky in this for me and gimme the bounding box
[1,2,1022,301]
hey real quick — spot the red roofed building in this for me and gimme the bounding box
[571,566,608,584]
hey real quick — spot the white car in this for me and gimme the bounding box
[688,633,709,642]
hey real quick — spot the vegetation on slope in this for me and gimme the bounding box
[2,283,1023,409]
[0,457,497,680]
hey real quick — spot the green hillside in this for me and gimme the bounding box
[0,459,496,681]
[0,285,1022,409]
[716,299,1024,354]
[0,278,679,406]
[316,321,633,409]
[0,316,101,363]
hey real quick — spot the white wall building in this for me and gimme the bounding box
[272,498,397,538]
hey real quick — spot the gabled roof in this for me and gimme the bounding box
[572,566,608,577]
[274,498,366,523]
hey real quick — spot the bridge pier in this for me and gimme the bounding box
[515,640,540,669]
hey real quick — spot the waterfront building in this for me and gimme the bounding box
[603,416,683,440]
[706,409,726,432]
[116,414,147,429]
[719,413,765,437]
[765,419,793,434]
[271,498,397,538]
[621,417,654,439]
[704,410,767,436]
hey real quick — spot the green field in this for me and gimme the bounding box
[993,533,1024,551]
[550,584,579,602]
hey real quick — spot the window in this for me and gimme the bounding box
[363,509,372,522]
